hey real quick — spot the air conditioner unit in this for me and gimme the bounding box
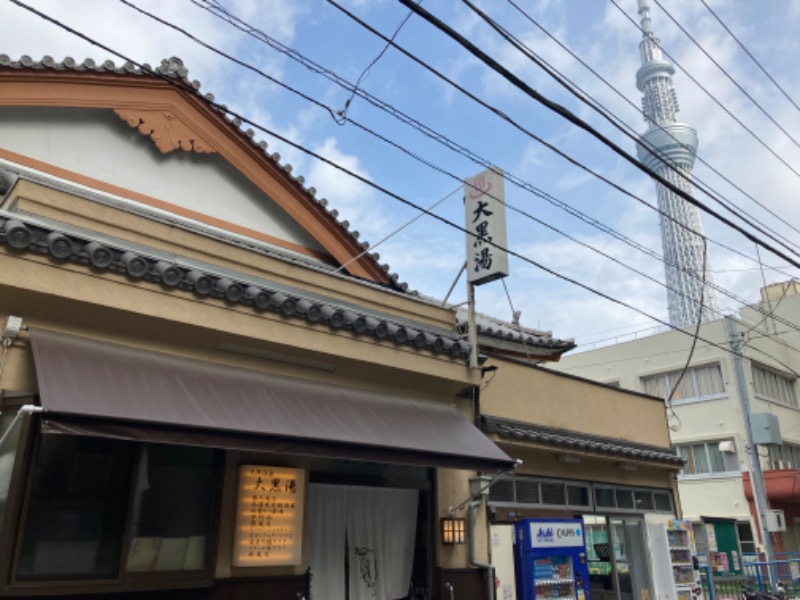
[766,510,787,533]
[718,441,736,454]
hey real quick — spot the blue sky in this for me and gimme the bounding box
[3,0,800,348]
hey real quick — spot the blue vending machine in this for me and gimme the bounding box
[514,519,590,600]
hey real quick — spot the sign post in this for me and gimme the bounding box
[464,168,509,368]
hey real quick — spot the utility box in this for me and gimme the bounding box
[765,510,787,533]
[751,413,782,446]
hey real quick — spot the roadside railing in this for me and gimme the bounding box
[699,559,800,600]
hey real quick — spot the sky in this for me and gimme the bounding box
[3,0,800,350]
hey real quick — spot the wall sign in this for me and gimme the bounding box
[232,465,305,567]
[527,521,585,549]
[464,167,509,285]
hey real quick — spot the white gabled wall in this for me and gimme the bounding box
[0,106,326,255]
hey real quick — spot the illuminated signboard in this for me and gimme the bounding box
[232,465,305,567]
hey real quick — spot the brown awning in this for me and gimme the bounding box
[29,328,513,471]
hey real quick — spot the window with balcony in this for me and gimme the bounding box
[767,443,800,470]
[641,363,725,405]
[752,364,798,408]
[675,440,738,477]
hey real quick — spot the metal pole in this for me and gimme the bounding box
[468,281,478,369]
[725,317,777,586]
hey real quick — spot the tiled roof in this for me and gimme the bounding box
[455,307,576,357]
[0,212,471,359]
[481,415,683,466]
[0,54,408,291]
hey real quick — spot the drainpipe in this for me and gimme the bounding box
[468,498,495,600]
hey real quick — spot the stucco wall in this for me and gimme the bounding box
[0,106,326,254]
[482,357,671,448]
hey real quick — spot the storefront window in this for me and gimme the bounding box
[124,444,215,572]
[17,435,134,580]
[0,407,21,531]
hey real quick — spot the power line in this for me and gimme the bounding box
[176,0,800,338]
[698,0,800,116]
[398,0,800,269]
[335,4,415,124]
[191,0,800,289]
[320,0,800,283]
[651,0,800,153]
[11,0,800,381]
[126,0,800,341]
[469,0,800,259]
[504,0,800,251]
[609,0,800,182]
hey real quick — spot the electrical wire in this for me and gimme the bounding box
[698,0,800,115]
[333,183,461,274]
[462,0,800,292]
[124,0,800,340]
[503,0,800,247]
[409,0,800,265]
[191,0,800,290]
[335,5,415,124]
[609,0,800,181]
[12,0,800,382]
[652,0,800,153]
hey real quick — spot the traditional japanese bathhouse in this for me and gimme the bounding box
[0,54,539,600]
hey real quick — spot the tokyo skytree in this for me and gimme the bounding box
[635,0,720,328]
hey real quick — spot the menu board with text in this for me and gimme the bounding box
[232,465,305,567]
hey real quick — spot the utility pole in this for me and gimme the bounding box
[725,316,777,586]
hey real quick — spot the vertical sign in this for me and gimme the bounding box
[232,465,305,567]
[465,167,509,285]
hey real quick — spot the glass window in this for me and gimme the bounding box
[737,522,757,554]
[540,482,566,506]
[566,485,590,507]
[691,444,709,474]
[488,478,514,503]
[595,487,615,508]
[615,489,634,509]
[17,435,134,580]
[653,492,672,512]
[124,444,215,573]
[675,440,738,476]
[641,364,725,404]
[515,479,540,504]
[634,491,654,511]
[752,364,798,408]
[0,407,21,531]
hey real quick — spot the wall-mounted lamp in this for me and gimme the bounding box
[441,517,466,545]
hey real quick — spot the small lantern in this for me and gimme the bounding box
[441,517,466,545]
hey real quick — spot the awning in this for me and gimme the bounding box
[29,328,513,471]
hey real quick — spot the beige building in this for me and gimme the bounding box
[551,282,800,555]
[0,53,683,600]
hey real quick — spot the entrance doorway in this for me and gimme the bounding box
[584,516,653,600]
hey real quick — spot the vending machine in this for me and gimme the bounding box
[514,519,591,600]
[647,518,704,600]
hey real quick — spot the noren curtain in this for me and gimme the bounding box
[306,484,418,600]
